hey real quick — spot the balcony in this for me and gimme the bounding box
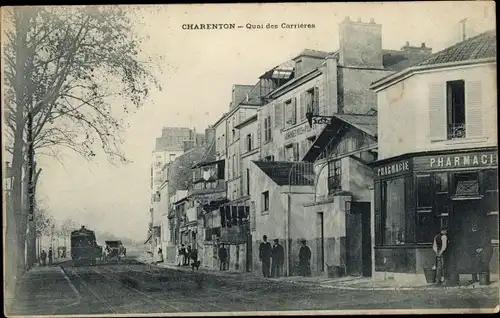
[188,179,226,196]
[220,223,250,244]
[448,123,466,140]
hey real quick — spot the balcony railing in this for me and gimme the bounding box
[188,179,226,196]
[448,123,466,140]
[220,223,250,244]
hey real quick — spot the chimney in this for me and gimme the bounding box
[401,41,432,55]
[205,127,216,146]
[338,16,383,69]
[183,140,196,153]
[232,84,254,107]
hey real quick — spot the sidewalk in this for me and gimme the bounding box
[137,255,500,291]
[6,265,81,316]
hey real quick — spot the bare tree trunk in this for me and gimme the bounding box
[27,167,42,267]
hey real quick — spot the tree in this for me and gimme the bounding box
[59,218,79,250]
[3,6,161,289]
[33,205,54,258]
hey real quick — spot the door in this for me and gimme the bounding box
[449,199,483,273]
[346,202,371,277]
[316,212,325,274]
[246,233,252,272]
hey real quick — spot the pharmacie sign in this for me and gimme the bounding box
[418,151,497,170]
[376,160,411,178]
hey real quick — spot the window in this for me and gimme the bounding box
[416,175,432,208]
[327,160,341,193]
[264,116,272,142]
[246,134,252,152]
[446,80,466,139]
[453,172,479,196]
[381,178,406,245]
[483,170,499,241]
[262,191,269,212]
[285,99,296,126]
[232,155,236,177]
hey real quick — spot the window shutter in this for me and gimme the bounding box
[314,86,320,115]
[465,81,483,138]
[275,102,283,130]
[300,91,306,120]
[257,115,261,146]
[292,98,297,124]
[428,82,447,141]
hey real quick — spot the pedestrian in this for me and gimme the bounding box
[175,245,182,266]
[259,235,272,277]
[218,244,228,271]
[57,247,60,259]
[180,244,187,266]
[432,226,448,285]
[157,247,164,263]
[48,247,53,266]
[190,245,200,270]
[298,239,311,277]
[469,219,493,284]
[271,239,285,278]
[41,250,47,266]
[186,245,192,265]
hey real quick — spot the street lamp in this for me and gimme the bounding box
[305,110,336,128]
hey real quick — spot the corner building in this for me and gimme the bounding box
[370,30,498,284]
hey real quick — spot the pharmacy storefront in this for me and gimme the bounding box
[372,147,498,282]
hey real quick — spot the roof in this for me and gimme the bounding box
[260,59,295,80]
[252,161,314,186]
[371,30,496,90]
[302,113,378,163]
[334,114,378,137]
[293,49,333,60]
[415,30,496,67]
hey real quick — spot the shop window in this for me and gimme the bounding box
[381,178,406,245]
[416,175,432,208]
[446,80,466,139]
[262,191,269,213]
[327,160,342,194]
[453,172,479,197]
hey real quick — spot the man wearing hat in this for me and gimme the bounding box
[298,239,311,276]
[271,239,284,277]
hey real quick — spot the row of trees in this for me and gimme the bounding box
[3,5,161,294]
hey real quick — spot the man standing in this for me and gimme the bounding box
[180,244,187,266]
[259,235,272,278]
[40,250,47,266]
[432,227,448,285]
[48,247,53,266]
[218,244,228,271]
[271,239,284,277]
[298,239,311,276]
[469,219,493,284]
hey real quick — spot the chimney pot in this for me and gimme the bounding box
[370,18,375,23]
[357,17,362,22]
[405,41,410,47]
[421,42,426,48]
[345,16,350,21]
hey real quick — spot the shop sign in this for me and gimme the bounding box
[376,159,411,178]
[284,124,312,140]
[416,151,497,170]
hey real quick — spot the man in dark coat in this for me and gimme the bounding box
[271,239,285,277]
[218,244,228,271]
[469,219,493,283]
[48,247,53,266]
[259,235,272,277]
[298,239,311,276]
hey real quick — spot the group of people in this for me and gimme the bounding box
[258,235,312,278]
[432,218,493,286]
[175,244,200,270]
[39,247,53,266]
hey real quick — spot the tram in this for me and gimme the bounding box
[71,226,98,266]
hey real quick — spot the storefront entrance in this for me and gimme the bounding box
[449,199,483,273]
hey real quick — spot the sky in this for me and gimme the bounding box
[31,2,495,241]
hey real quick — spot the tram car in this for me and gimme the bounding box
[71,226,98,266]
[104,240,126,263]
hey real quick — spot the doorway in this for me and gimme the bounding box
[449,199,483,273]
[346,202,372,277]
[316,212,325,273]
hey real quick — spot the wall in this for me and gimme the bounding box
[377,63,497,160]
[340,67,393,114]
[214,115,227,160]
[339,18,383,69]
[347,157,374,202]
